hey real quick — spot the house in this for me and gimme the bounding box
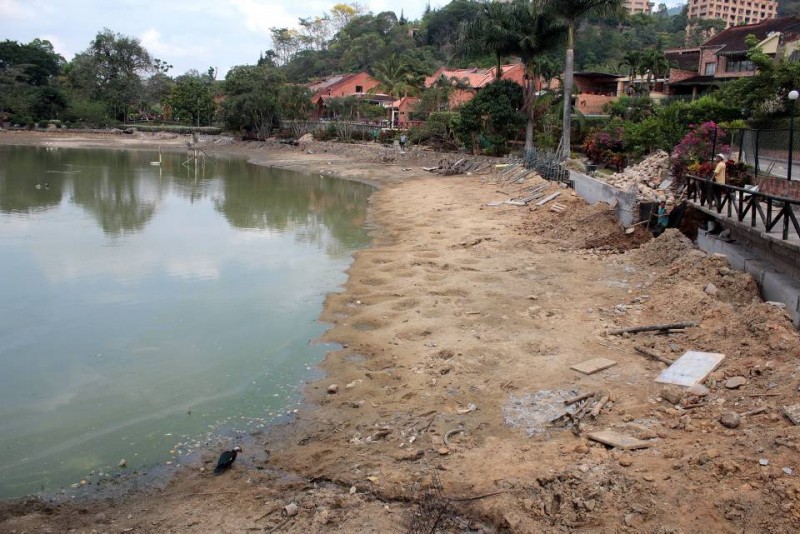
[667,15,800,99]
[388,96,420,128]
[308,72,383,118]
[423,63,549,109]
[572,72,624,115]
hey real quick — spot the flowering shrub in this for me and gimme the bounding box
[583,126,626,171]
[670,121,729,180]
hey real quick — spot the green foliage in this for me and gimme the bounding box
[456,79,524,155]
[222,64,286,139]
[604,96,655,122]
[63,98,111,127]
[166,71,215,126]
[128,124,222,134]
[409,111,461,150]
[67,28,154,121]
[0,38,64,86]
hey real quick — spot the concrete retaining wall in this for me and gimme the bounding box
[696,229,800,327]
[569,170,638,227]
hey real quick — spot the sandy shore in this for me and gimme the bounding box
[2,130,800,532]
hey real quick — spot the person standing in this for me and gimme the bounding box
[713,153,726,184]
[399,134,407,151]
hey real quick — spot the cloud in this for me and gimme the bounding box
[0,0,34,19]
[40,34,72,60]
[140,28,191,58]
[227,0,297,36]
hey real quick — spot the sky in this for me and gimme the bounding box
[1,0,687,77]
[0,0,437,76]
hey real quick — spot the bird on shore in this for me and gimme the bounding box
[214,446,242,474]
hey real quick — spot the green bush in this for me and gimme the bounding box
[409,112,460,151]
[130,124,222,135]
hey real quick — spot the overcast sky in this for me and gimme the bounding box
[2,0,686,77]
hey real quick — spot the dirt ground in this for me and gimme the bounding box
[2,130,800,533]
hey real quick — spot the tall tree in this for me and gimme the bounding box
[167,71,215,126]
[507,1,567,150]
[67,29,154,121]
[535,0,624,159]
[222,64,285,140]
[457,1,519,79]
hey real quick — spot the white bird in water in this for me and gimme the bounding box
[150,146,162,166]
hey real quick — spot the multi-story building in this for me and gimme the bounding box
[667,15,800,98]
[625,0,654,15]
[687,0,778,29]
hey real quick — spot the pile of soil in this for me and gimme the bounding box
[518,187,652,252]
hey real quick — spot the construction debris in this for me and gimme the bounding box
[550,202,567,213]
[426,157,490,176]
[782,404,800,425]
[570,357,617,375]
[586,430,653,450]
[597,150,675,203]
[535,192,561,206]
[608,322,698,335]
[655,351,726,387]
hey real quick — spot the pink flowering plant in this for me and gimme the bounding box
[670,121,729,180]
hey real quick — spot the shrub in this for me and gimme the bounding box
[583,123,626,171]
[671,121,730,180]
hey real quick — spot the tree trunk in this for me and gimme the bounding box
[560,24,575,161]
[524,75,534,151]
[495,54,502,79]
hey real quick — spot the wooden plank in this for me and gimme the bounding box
[587,430,652,450]
[570,357,617,375]
[535,192,561,206]
[655,351,725,387]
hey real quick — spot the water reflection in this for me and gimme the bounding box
[0,146,373,498]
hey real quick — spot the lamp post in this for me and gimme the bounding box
[789,90,799,181]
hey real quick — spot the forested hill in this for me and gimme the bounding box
[277,1,700,84]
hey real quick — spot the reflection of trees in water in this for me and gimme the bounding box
[0,147,65,213]
[69,150,164,236]
[215,166,372,255]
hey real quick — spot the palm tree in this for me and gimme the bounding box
[619,50,642,94]
[535,0,624,159]
[370,54,419,98]
[641,49,670,94]
[457,2,519,79]
[508,1,567,150]
[429,74,471,112]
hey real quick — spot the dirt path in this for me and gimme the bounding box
[2,132,800,532]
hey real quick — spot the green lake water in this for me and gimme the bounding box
[0,146,373,499]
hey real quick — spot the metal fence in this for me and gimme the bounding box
[521,147,570,183]
[721,128,798,182]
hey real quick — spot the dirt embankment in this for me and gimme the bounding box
[2,131,800,533]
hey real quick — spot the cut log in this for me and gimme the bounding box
[608,322,698,335]
[564,392,595,406]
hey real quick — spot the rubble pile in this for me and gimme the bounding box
[602,150,674,203]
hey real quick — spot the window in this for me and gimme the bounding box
[355,85,363,93]
[726,59,755,72]
[704,62,717,75]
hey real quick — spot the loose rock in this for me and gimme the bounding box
[725,376,747,389]
[719,412,741,428]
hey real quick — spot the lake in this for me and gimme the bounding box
[0,146,373,499]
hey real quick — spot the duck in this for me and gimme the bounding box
[214,446,242,474]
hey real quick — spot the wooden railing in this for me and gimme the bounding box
[685,174,800,241]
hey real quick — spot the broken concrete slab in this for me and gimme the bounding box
[587,430,653,450]
[571,357,617,375]
[655,351,726,387]
[782,404,800,425]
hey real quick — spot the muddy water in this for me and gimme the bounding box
[0,146,372,499]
